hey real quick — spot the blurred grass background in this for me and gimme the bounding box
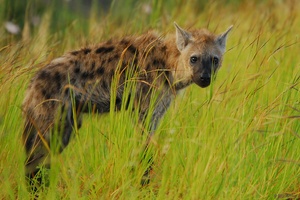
[0,0,299,199]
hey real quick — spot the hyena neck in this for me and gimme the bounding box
[165,34,193,91]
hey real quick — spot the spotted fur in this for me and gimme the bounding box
[23,23,232,181]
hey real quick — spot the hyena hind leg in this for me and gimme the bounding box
[59,100,83,152]
[48,99,83,157]
[24,100,82,190]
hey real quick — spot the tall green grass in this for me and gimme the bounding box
[0,0,299,199]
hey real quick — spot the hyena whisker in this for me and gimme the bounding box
[22,22,232,191]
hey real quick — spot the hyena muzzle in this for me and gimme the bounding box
[22,22,232,188]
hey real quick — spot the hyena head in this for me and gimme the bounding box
[174,23,232,88]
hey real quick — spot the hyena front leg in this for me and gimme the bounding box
[140,94,172,185]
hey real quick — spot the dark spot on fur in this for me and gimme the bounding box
[83,48,91,54]
[107,57,113,63]
[95,46,114,54]
[81,72,89,79]
[107,54,119,63]
[89,72,95,79]
[70,77,76,84]
[146,64,152,71]
[54,72,62,90]
[74,67,80,74]
[42,89,51,99]
[120,39,129,46]
[71,51,79,56]
[74,61,81,74]
[153,59,165,67]
[37,70,50,80]
[153,59,159,65]
[127,45,138,56]
[161,45,167,53]
[96,66,104,75]
[54,72,61,82]
[149,46,157,53]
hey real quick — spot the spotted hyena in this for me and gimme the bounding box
[23,23,232,184]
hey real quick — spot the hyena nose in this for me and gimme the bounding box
[200,74,211,86]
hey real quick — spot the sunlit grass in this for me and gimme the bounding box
[0,0,299,199]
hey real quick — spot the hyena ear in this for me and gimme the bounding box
[216,25,233,53]
[174,22,192,51]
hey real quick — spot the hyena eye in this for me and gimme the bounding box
[212,57,219,66]
[190,56,198,64]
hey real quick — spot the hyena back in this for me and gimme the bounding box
[23,23,232,181]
